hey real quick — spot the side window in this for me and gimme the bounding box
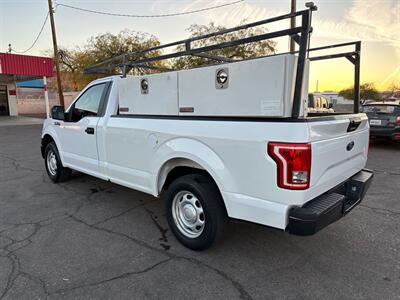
[68,83,106,122]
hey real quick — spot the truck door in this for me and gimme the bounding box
[55,82,110,175]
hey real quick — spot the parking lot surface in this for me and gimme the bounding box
[0,124,399,300]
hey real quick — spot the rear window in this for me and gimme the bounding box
[362,105,399,114]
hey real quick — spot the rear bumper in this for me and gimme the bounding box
[287,169,373,236]
[370,126,400,140]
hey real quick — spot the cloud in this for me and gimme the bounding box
[150,0,399,45]
[345,0,400,84]
[381,65,400,85]
[316,0,399,45]
[190,1,287,27]
[149,0,399,85]
[194,0,400,85]
[203,0,399,46]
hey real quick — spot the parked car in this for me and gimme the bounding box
[308,93,335,114]
[362,101,400,141]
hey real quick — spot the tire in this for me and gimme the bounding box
[44,142,71,183]
[164,174,227,250]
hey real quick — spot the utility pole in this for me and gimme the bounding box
[289,0,296,53]
[47,0,64,106]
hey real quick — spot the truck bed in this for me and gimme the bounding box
[100,112,369,229]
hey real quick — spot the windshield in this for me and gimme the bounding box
[362,105,397,114]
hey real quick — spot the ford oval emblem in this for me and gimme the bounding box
[346,141,355,151]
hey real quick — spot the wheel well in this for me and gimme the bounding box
[41,134,54,158]
[158,158,219,194]
[159,162,228,217]
[162,166,209,191]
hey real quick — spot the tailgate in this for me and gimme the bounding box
[307,114,369,191]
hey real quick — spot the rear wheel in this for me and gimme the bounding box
[44,142,71,183]
[164,174,227,250]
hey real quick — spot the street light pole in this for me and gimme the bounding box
[290,0,296,53]
[47,0,64,106]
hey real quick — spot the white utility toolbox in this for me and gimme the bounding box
[118,72,179,115]
[118,54,309,117]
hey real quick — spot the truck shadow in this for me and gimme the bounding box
[65,170,285,253]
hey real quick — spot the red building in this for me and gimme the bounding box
[0,53,53,116]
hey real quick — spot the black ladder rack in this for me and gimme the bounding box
[84,5,361,117]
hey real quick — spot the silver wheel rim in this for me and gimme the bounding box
[46,150,58,176]
[172,191,205,238]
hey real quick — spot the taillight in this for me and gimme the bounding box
[268,142,311,190]
[396,116,400,125]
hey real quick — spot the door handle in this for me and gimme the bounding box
[85,127,95,135]
[347,118,361,132]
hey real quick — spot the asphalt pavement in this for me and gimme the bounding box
[0,124,399,300]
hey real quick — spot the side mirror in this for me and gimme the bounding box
[51,106,65,120]
[328,103,333,109]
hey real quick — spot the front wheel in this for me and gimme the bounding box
[44,142,71,183]
[164,174,227,250]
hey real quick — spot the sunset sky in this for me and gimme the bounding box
[1,0,399,91]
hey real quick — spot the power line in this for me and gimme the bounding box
[55,0,244,18]
[11,11,50,54]
[9,1,244,54]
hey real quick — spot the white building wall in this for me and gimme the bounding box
[16,89,80,115]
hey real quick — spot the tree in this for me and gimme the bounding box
[47,30,163,91]
[171,22,277,69]
[84,30,163,70]
[388,82,400,97]
[47,23,277,91]
[339,83,381,102]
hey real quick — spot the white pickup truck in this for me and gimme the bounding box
[41,9,373,250]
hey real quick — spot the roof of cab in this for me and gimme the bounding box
[89,75,120,84]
